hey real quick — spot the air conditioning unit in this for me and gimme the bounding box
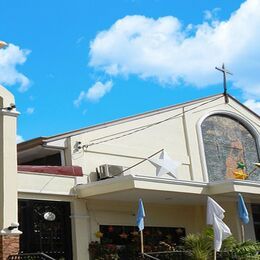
[97,164,127,180]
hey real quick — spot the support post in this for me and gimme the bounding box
[0,85,21,259]
[140,230,144,255]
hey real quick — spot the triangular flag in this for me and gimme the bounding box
[148,150,180,178]
[136,199,145,231]
[238,193,249,224]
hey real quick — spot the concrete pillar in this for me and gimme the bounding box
[0,85,21,259]
[70,199,90,260]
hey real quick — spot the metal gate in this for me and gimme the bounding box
[18,200,73,260]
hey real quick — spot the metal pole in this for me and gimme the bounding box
[140,230,144,254]
[214,249,217,260]
[114,149,164,176]
[241,223,245,242]
[143,253,160,260]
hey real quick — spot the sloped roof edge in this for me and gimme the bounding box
[228,95,260,119]
[17,93,259,149]
[17,137,46,152]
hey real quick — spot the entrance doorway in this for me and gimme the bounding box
[18,199,73,260]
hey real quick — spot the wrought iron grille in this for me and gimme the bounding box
[19,200,72,260]
[8,253,55,260]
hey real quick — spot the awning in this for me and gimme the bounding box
[75,175,260,204]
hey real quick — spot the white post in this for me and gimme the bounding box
[0,85,20,234]
[0,85,21,259]
[140,230,144,254]
[213,249,217,260]
[241,223,245,242]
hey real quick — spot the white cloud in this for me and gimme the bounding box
[243,99,260,114]
[203,8,220,21]
[74,80,113,106]
[16,135,24,143]
[74,91,86,107]
[89,0,260,98]
[0,43,30,92]
[76,36,85,45]
[26,107,35,114]
[86,80,113,101]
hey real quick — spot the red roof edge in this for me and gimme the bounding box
[18,165,83,177]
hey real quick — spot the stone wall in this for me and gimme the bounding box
[0,235,19,260]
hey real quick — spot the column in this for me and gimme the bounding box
[0,85,21,260]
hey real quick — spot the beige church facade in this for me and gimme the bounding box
[0,84,260,259]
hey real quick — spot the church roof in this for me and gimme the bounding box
[17,93,259,151]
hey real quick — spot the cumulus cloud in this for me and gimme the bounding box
[26,107,35,114]
[203,8,220,21]
[0,43,30,92]
[74,91,86,107]
[89,0,260,98]
[244,99,260,114]
[16,135,24,143]
[87,80,113,101]
[74,80,113,106]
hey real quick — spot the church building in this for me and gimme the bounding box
[0,84,259,259]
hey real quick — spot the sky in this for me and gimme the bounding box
[0,0,260,142]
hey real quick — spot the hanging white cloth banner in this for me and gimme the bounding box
[148,150,180,178]
[207,197,231,252]
[213,214,232,251]
[207,197,225,225]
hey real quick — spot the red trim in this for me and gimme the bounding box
[18,165,83,176]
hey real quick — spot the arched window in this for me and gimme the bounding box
[201,114,259,182]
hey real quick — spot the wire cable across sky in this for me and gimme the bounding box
[82,95,224,149]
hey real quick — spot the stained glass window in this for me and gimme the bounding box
[201,114,259,182]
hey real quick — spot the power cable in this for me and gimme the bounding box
[82,95,224,149]
[227,103,260,128]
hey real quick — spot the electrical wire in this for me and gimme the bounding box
[227,103,260,128]
[83,95,224,148]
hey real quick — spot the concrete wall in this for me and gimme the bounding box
[17,96,260,259]
[67,96,259,184]
[86,199,257,243]
[86,200,206,242]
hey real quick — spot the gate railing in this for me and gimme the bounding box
[143,253,160,259]
[142,250,189,259]
[8,253,55,260]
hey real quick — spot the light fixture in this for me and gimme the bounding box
[74,141,82,151]
[74,141,88,152]
[8,222,19,230]
[43,212,56,221]
[0,103,16,111]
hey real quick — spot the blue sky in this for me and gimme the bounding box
[1,0,259,142]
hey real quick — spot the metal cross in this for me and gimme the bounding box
[215,63,232,103]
